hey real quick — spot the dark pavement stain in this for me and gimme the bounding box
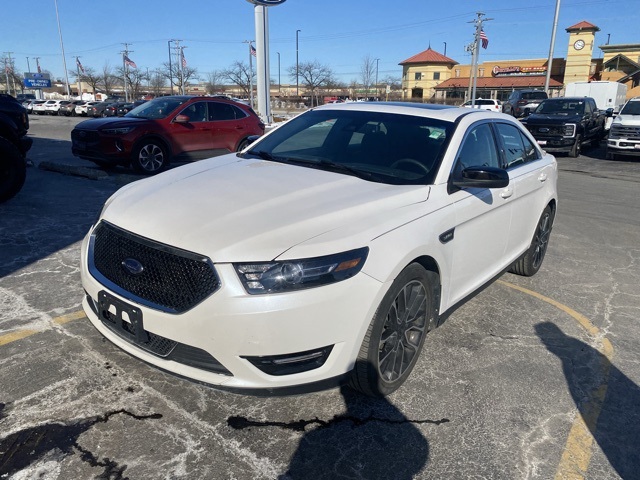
[0,409,162,479]
[227,414,450,432]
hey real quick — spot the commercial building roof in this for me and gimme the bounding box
[435,76,564,89]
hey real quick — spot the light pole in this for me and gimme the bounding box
[296,29,301,97]
[26,57,31,73]
[277,51,280,92]
[375,58,380,100]
[54,0,71,97]
[168,39,175,94]
[544,0,561,95]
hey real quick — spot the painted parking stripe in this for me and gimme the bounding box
[498,280,614,480]
[0,310,86,346]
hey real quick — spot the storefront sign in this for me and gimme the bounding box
[492,65,547,76]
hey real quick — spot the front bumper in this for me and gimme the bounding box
[607,138,640,157]
[533,136,576,153]
[71,132,132,164]
[80,230,387,392]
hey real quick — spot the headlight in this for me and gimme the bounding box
[563,123,576,137]
[235,247,369,294]
[102,126,136,135]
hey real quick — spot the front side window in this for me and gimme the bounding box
[495,123,539,168]
[180,102,207,122]
[455,123,500,170]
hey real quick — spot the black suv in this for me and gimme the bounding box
[520,97,609,157]
[0,94,32,202]
[502,90,548,118]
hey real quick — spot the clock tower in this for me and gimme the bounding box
[565,21,600,83]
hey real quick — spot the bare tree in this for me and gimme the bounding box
[148,70,166,97]
[80,67,101,99]
[100,63,119,97]
[116,66,148,100]
[360,55,376,99]
[221,61,255,98]
[161,62,198,95]
[287,60,335,106]
[205,70,225,95]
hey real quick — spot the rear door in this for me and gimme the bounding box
[208,101,248,153]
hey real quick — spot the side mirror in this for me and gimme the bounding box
[174,114,190,123]
[523,107,532,117]
[606,108,614,117]
[450,166,509,190]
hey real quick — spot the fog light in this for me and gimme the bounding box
[243,345,334,376]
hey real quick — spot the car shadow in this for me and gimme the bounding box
[535,322,640,479]
[0,138,118,278]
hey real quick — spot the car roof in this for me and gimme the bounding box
[312,101,491,122]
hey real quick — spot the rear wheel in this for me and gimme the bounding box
[510,205,554,277]
[132,139,168,175]
[236,138,250,152]
[349,264,438,397]
[0,137,27,203]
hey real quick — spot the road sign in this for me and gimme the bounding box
[24,72,51,80]
[24,78,52,88]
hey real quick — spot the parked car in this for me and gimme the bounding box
[44,100,66,115]
[460,98,502,112]
[606,96,640,160]
[520,96,609,157]
[16,93,36,103]
[75,101,99,117]
[59,100,85,116]
[0,94,32,202]
[117,100,146,116]
[80,102,558,396]
[502,90,548,118]
[72,95,265,173]
[23,100,36,114]
[31,100,48,115]
[87,101,116,118]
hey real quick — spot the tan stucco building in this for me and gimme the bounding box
[400,20,639,103]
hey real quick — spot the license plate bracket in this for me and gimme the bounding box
[98,291,148,344]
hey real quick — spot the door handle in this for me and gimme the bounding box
[500,187,513,199]
[538,173,548,182]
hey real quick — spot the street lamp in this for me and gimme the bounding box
[296,29,301,97]
[277,52,281,92]
[443,42,447,57]
[375,58,380,100]
[168,39,175,94]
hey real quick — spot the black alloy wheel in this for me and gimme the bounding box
[510,205,554,277]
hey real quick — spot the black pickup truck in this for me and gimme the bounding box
[520,97,609,157]
[0,94,32,202]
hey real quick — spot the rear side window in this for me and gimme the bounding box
[522,92,547,100]
[208,102,248,121]
[495,123,540,168]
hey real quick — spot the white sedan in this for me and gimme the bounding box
[81,102,557,396]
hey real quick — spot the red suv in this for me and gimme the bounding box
[71,96,265,174]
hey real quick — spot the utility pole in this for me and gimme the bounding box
[26,57,31,73]
[35,57,41,73]
[180,46,187,95]
[296,29,301,97]
[54,0,71,97]
[121,43,133,102]
[277,52,281,92]
[76,56,82,99]
[172,40,182,95]
[466,12,492,107]
[3,52,14,96]
[243,40,255,108]
[375,58,380,100]
[544,0,561,95]
[167,39,176,94]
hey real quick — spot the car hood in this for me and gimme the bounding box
[74,117,150,130]
[612,114,640,126]
[524,113,582,124]
[100,155,430,261]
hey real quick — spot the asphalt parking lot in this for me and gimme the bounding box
[1,114,639,479]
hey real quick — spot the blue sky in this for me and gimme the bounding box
[3,0,638,84]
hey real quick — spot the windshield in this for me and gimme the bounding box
[535,100,584,115]
[620,101,640,115]
[126,98,187,119]
[240,109,453,185]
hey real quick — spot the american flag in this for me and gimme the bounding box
[250,44,257,57]
[181,51,187,68]
[76,57,85,73]
[479,29,489,49]
[124,55,137,68]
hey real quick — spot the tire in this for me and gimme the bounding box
[349,264,438,397]
[605,150,616,161]
[0,137,27,203]
[510,205,554,277]
[236,138,250,152]
[569,134,582,157]
[132,139,169,175]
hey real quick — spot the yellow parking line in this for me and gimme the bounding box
[498,280,613,480]
[0,310,86,347]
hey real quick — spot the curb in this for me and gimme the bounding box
[38,161,109,180]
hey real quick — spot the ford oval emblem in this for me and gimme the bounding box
[539,128,549,133]
[122,258,144,275]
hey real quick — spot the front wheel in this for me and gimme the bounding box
[569,134,582,157]
[510,205,554,277]
[349,264,438,397]
[132,139,168,175]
